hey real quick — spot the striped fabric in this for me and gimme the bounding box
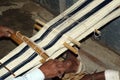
[0,0,120,79]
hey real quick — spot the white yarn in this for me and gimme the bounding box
[75,52,86,74]
[105,70,120,80]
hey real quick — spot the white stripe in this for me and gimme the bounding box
[105,70,120,80]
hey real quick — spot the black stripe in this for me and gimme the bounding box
[0,46,29,69]
[35,0,92,42]
[43,0,112,50]
[1,0,112,79]
[1,53,38,79]
[0,0,91,70]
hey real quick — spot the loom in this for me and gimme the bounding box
[0,0,120,79]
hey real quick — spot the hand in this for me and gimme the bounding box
[63,53,80,73]
[39,59,66,78]
[0,26,14,37]
[39,54,80,79]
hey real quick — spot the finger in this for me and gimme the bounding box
[0,33,5,37]
[6,29,14,33]
[56,62,64,68]
[63,60,72,68]
[4,32,11,37]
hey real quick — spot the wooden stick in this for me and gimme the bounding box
[34,24,42,30]
[10,32,23,45]
[67,36,81,48]
[16,31,49,60]
[35,19,46,26]
[63,42,78,54]
[0,62,16,77]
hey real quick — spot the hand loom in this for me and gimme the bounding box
[0,0,120,79]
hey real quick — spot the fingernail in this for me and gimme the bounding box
[7,34,11,37]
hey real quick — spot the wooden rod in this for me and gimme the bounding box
[0,62,16,77]
[10,32,23,45]
[67,36,81,48]
[63,42,78,54]
[35,19,46,26]
[34,24,42,30]
[14,31,49,60]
